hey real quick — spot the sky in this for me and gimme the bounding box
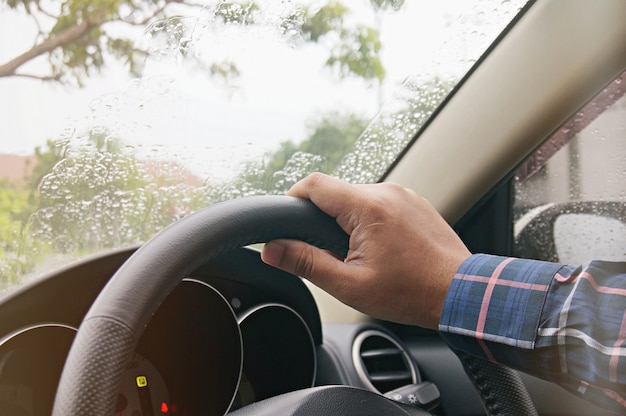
[0,0,525,180]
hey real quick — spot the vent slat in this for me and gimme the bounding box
[360,348,401,358]
[368,371,412,382]
[353,330,417,394]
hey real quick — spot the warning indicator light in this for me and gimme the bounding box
[161,402,169,413]
[136,375,148,388]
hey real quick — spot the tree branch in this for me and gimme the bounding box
[7,72,63,82]
[0,18,92,78]
[118,3,168,26]
[118,0,190,26]
[0,0,217,82]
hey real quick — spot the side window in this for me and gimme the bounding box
[513,71,626,265]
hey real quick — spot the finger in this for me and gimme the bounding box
[261,239,354,291]
[286,173,362,220]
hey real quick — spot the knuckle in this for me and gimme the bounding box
[304,172,326,190]
[293,245,316,278]
[381,181,405,193]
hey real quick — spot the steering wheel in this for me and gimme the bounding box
[52,196,535,415]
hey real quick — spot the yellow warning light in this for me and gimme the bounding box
[136,375,148,388]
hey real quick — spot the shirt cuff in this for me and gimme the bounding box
[438,253,562,360]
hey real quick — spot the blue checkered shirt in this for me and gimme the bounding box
[439,254,626,413]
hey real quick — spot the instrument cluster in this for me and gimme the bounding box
[0,247,319,415]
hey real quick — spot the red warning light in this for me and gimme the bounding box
[160,401,169,413]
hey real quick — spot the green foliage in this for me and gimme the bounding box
[0,182,45,285]
[214,112,368,197]
[106,37,143,77]
[335,77,455,183]
[369,0,405,12]
[0,185,32,255]
[2,0,388,86]
[206,77,453,197]
[263,112,367,190]
[0,0,423,286]
[1,75,453,285]
[284,0,385,82]
[215,1,260,25]
[2,0,191,84]
[28,139,67,192]
[30,132,143,253]
[28,129,206,254]
[327,25,385,82]
[301,113,368,167]
[300,1,349,42]
[209,61,241,85]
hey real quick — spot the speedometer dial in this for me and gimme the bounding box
[137,279,242,415]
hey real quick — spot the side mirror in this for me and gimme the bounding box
[514,201,626,264]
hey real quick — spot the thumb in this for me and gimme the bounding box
[261,239,349,287]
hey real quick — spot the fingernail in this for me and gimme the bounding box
[261,241,285,267]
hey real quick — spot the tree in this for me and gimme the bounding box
[1,0,398,283]
[0,181,44,285]
[224,112,368,196]
[368,0,404,104]
[213,76,454,198]
[334,77,454,183]
[283,0,385,83]
[28,139,66,192]
[2,0,187,84]
[1,0,386,86]
[29,129,205,253]
[265,112,368,179]
[369,0,405,13]
[30,130,143,252]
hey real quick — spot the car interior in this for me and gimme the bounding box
[0,0,624,415]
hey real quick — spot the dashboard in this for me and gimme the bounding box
[0,247,324,415]
[0,246,614,416]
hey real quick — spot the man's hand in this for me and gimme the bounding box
[261,173,471,329]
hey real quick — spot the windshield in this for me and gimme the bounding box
[0,0,527,291]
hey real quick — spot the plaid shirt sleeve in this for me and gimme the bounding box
[438,253,626,413]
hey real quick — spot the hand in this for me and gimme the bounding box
[261,173,471,329]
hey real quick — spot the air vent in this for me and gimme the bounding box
[352,329,418,394]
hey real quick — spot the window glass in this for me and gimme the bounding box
[513,71,626,264]
[0,0,527,291]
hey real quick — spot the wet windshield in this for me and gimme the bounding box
[0,0,527,290]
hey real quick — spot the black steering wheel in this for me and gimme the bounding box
[52,195,535,416]
[52,196,430,415]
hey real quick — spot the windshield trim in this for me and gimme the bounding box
[380,0,535,182]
